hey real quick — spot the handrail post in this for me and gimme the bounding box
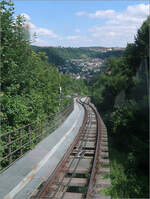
[46,118,48,136]
[19,129,23,156]
[28,125,31,148]
[41,120,43,139]
[8,132,12,165]
[60,112,62,125]
[36,121,39,144]
[0,101,74,172]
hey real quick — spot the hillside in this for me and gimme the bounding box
[89,17,149,198]
[32,46,124,79]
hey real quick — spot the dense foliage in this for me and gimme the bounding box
[90,17,149,198]
[0,0,89,169]
[1,0,88,132]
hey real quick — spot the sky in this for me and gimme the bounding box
[13,0,149,47]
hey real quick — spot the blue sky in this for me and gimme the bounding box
[14,0,149,47]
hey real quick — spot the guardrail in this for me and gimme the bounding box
[0,98,74,173]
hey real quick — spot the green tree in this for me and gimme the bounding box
[90,17,149,198]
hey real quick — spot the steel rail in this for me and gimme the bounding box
[32,97,102,199]
[59,105,93,199]
[85,103,101,199]
[33,97,88,199]
[50,115,91,199]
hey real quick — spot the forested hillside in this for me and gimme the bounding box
[0,0,88,135]
[32,46,124,71]
[89,17,149,198]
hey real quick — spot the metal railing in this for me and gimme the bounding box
[0,99,74,172]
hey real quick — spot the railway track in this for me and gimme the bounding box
[31,97,110,199]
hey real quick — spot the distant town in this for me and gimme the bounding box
[32,45,124,80]
[59,58,103,79]
[57,47,124,79]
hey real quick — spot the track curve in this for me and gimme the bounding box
[31,97,109,199]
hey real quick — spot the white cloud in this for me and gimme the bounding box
[108,32,116,36]
[89,23,139,47]
[87,3,149,46]
[106,4,149,26]
[20,13,30,21]
[75,11,87,16]
[32,37,44,43]
[25,21,36,29]
[76,9,115,19]
[75,29,81,33]
[88,10,115,18]
[76,4,149,20]
[21,3,149,47]
[126,4,149,17]
[22,14,60,39]
[36,28,59,38]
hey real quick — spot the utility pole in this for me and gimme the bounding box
[57,72,62,127]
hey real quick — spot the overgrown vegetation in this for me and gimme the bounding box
[0,0,88,132]
[0,0,88,170]
[90,17,149,198]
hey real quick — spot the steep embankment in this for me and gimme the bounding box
[89,17,149,198]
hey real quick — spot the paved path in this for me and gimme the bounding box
[0,98,85,199]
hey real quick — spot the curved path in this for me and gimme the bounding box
[31,98,111,199]
[0,98,85,199]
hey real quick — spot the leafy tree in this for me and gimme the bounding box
[0,0,88,170]
[90,17,149,198]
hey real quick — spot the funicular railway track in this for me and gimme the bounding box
[32,97,109,199]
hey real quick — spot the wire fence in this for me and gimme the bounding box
[0,99,74,172]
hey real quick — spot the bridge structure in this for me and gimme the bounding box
[0,97,111,199]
